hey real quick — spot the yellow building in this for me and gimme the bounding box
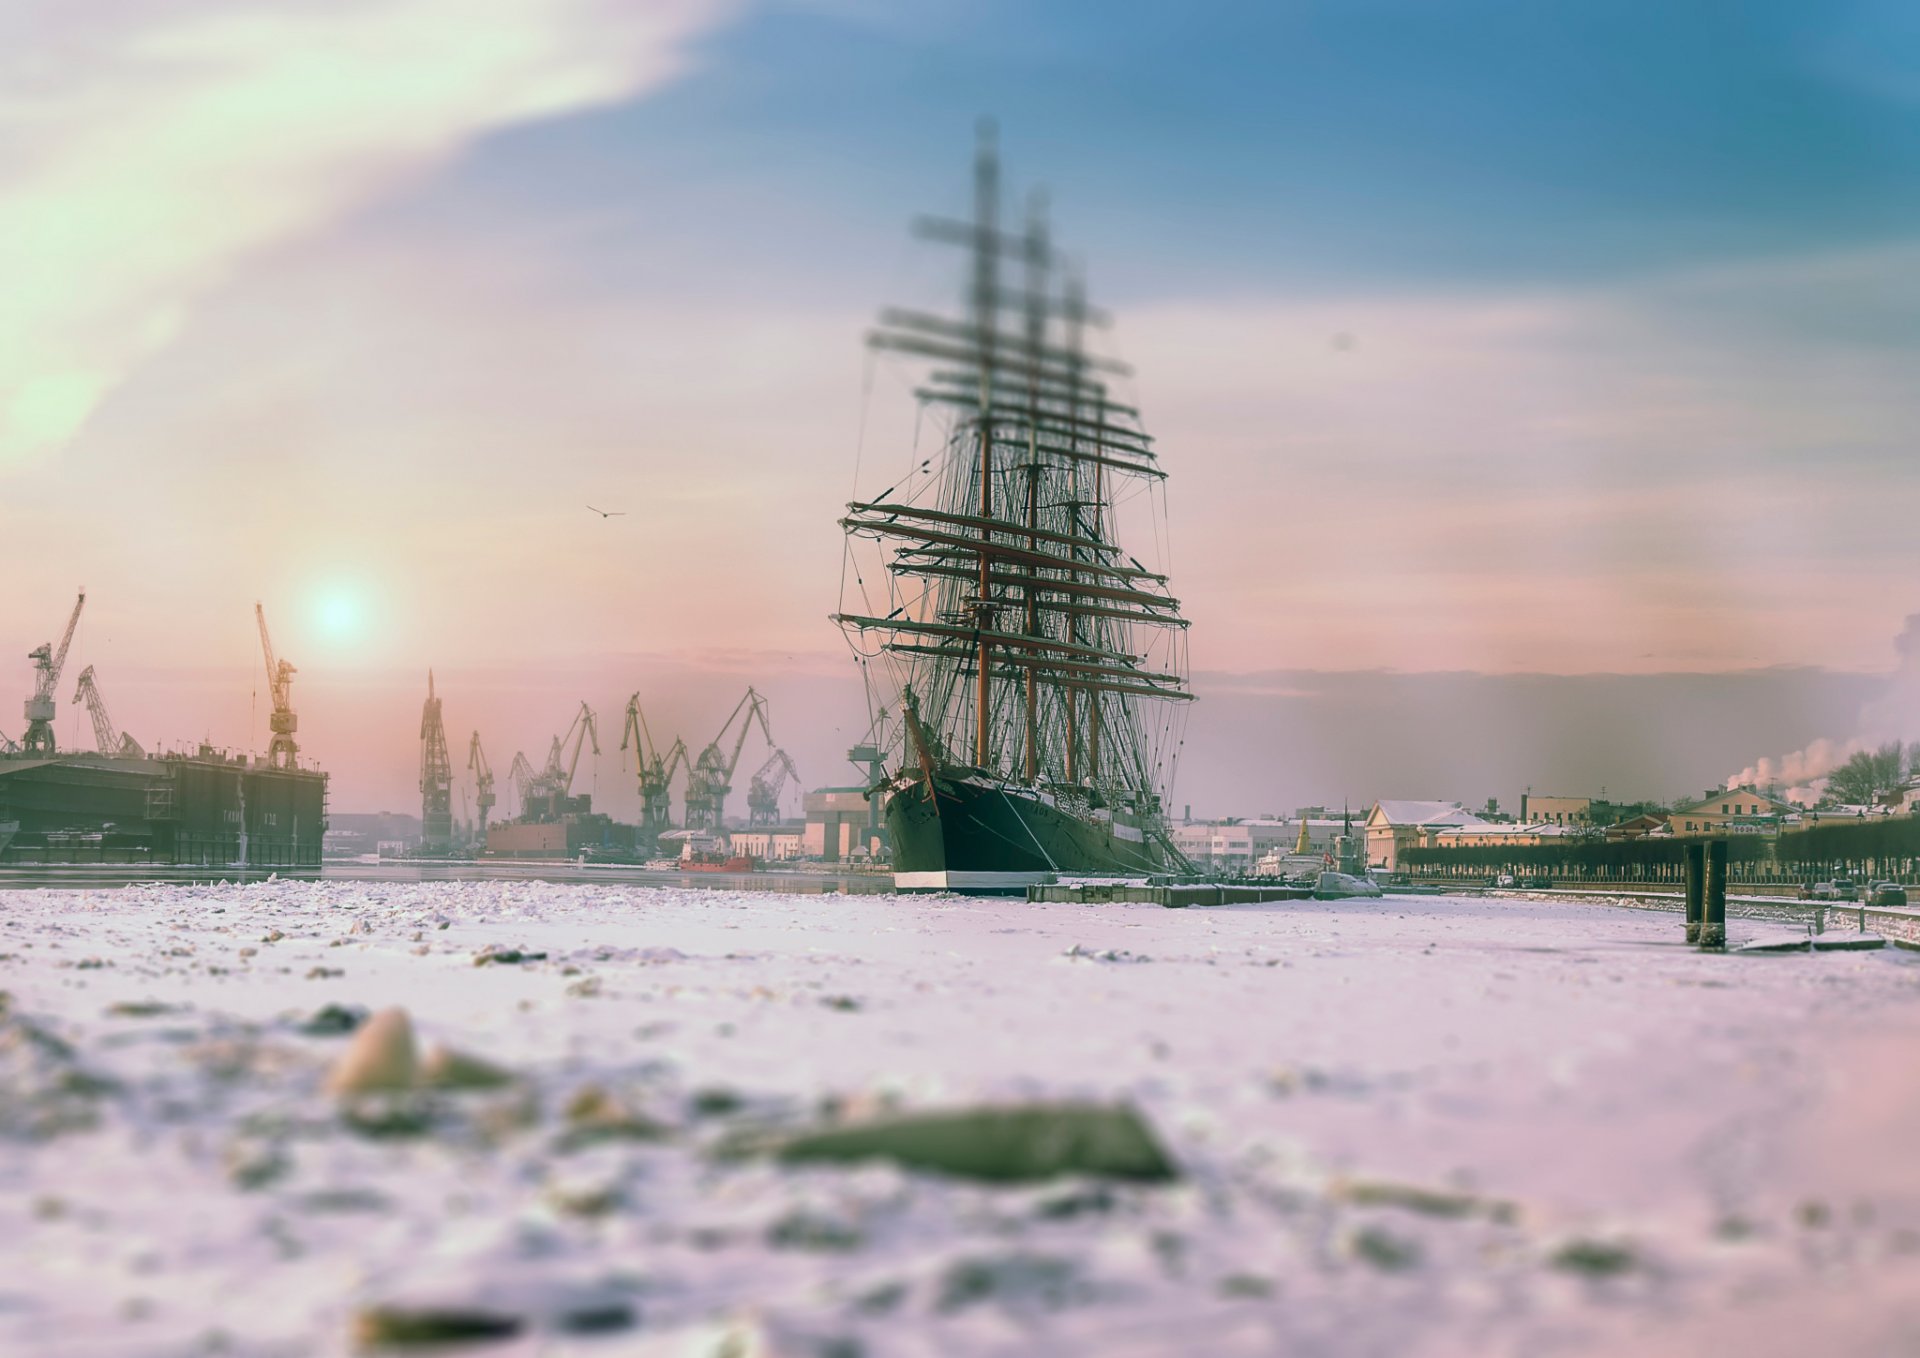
[1669,789,1794,836]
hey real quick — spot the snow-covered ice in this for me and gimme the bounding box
[5,881,1920,1356]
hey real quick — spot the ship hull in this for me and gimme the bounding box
[884,773,1169,893]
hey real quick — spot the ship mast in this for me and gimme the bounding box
[1022,190,1047,785]
[1063,268,1085,784]
[971,124,998,770]
[836,131,1194,802]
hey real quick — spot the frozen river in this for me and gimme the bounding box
[4,882,1920,1356]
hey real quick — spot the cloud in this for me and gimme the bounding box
[0,0,734,464]
[1181,666,1878,821]
[1110,241,1920,673]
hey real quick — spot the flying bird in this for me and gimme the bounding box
[586,505,626,518]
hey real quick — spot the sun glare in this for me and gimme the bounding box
[314,588,361,640]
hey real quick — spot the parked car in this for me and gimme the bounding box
[1522,874,1553,889]
[1494,873,1517,889]
[1870,882,1908,907]
[1803,879,1860,902]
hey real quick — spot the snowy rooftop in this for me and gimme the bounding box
[1433,821,1581,838]
[1370,799,1486,828]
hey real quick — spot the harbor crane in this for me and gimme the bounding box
[619,693,689,835]
[527,702,598,820]
[747,748,801,825]
[844,706,891,854]
[550,702,599,796]
[72,665,145,758]
[507,751,536,817]
[23,589,85,755]
[255,603,298,769]
[683,687,773,832]
[419,672,452,852]
[468,732,496,838]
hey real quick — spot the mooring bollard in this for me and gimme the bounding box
[1700,838,1728,950]
[1683,841,1705,944]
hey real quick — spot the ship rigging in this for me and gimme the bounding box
[836,128,1193,891]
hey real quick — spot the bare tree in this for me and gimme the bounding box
[1826,741,1908,805]
[1872,740,1907,794]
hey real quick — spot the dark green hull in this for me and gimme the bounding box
[885,773,1169,893]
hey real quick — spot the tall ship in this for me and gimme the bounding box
[0,591,328,870]
[836,130,1195,892]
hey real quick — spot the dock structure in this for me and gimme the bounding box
[1684,841,1706,943]
[3,592,328,868]
[1702,838,1729,949]
[1029,881,1313,908]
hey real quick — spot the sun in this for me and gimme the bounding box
[314,588,362,640]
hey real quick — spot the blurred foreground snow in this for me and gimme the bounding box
[4,881,1920,1356]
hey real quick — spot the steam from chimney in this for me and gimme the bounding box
[1725,613,1920,804]
[1724,737,1857,806]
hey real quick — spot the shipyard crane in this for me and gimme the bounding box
[418,671,452,852]
[655,737,689,828]
[468,732,496,838]
[507,751,536,817]
[22,589,85,755]
[844,707,891,856]
[255,603,298,769]
[683,687,773,832]
[547,702,599,797]
[619,694,689,835]
[747,748,801,826]
[525,701,599,821]
[71,665,145,758]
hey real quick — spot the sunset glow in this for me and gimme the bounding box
[3,0,1916,818]
[10,10,1920,1355]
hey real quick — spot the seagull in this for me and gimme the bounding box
[586,505,626,518]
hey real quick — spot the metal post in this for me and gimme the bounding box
[1701,838,1728,950]
[1684,841,1705,945]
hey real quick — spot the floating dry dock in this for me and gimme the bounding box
[0,747,328,868]
[1029,881,1313,907]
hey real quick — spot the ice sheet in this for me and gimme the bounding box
[4,881,1920,1356]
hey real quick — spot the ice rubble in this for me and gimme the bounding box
[1,879,1919,1355]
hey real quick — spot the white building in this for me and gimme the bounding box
[1172,816,1359,873]
[1211,820,1291,873]
[1430,822,1581,849]
[729,827,806,861]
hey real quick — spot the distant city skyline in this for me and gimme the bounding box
[6,1,1917,814]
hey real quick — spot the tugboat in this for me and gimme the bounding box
[837,128,1194,893]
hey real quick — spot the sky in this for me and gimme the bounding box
[4,0,1918,817]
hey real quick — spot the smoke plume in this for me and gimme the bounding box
[1726,613,1920,803]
